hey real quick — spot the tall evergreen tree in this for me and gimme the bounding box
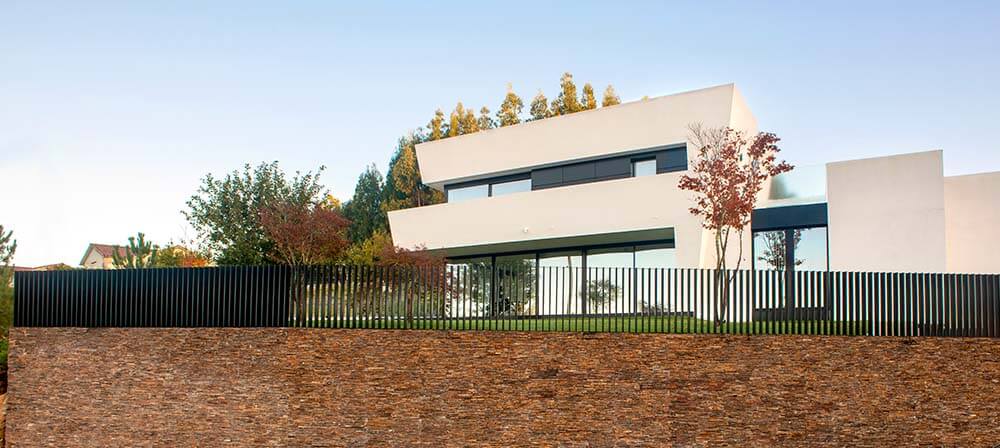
[581,83,597,110]
[496,83,523,127]
[553,72,583,115]
[477,106,495,130]
[342,164,387,243]
[384,133,444,211]
[602,85,621,107]
[462,108,479,134]
[428,109,445,141]
[530,90,550,121]
[447,102,465,137]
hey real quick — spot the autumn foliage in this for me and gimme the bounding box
[678,124,792,323]
[259,202,351,266]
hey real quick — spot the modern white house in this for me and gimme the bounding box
[387,83,1000,278]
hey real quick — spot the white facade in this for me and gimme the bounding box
[388,83,1000,274]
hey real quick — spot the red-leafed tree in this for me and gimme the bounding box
[260,202,351,266]
[261,201,351,324]
[678,124,792,325]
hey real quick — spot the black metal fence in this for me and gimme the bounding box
[13,265,1000,337]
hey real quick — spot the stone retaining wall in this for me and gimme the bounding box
[7,328,1000,446]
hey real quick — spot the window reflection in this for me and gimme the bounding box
[491,179,531,197]
[538,251,583,315]
[494,254,536,316]
[585,247,633,314]
[632,159,656,177]
[447,184,488,202]
[447,257,492,317]
[753,227,827,272]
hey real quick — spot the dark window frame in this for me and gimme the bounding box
[443,144,687,201]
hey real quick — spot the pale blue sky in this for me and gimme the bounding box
[2,1,999,266]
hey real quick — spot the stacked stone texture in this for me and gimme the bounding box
[7,328,1000,446]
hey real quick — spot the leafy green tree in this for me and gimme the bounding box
[384,134,444,211]
[496,83,523,127]
[0,226,14,272]
[112,232,159,268]
[342,164,387,243]
[428,109,445,141]
[530,90,550,121]
[184,161,326,265]
[0,225,14,367]
[477,106,495,130]
[581,83,597,110]
[552,72,582,116]
[602,85,621,107]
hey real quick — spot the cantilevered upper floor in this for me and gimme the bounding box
[389,84,757,265]
[415,83,757,191]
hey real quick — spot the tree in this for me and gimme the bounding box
[586,278,620,311]
[601,85,621,107]
[112,232,159,268]
[756,229,803,271]
[477,106,495,130]
[462,107,479,134]
[0,226,14,274]
[428,109,445,141]
[552,72,582,116]
[581,83,597,110]
[678,124,792,325]
[259,201,350,266]
[530,90,550,121]
[342,164,387,243]
[156,243,210,268]
[496,83,523,127]
[447,102,465,137]
[0,226,15,368]
[384,134,444,211]
[184,161,326,265]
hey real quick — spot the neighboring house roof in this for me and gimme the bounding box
[80,243,128,266]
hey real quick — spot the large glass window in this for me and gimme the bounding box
[632,159,656,177]
[494,254,536,317]
[585,247,633,314]
[753,227,827,272]
[447,257,492,318]
[491,179,531,197]
[538,251,583,315]
[447,184,488,203]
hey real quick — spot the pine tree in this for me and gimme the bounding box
[447,102,465,137]
[428,109,445,141]
[554,72,582,115]
[462,108,479,134]
[496,83,523,127]
[384,133,444,211]
[602,85,621,107]
[112,232,159,268]
[477,106,495,130]
[530,90,550,121]
[342,164,387,243]
[581,83,597,110]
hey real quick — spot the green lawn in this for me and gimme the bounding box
[297,316,871,335]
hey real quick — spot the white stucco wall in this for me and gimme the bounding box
[826,150,947,272]
[389,172,734,269]
[944,171,1000,273]
[81,249,107,269]
[414,84,751,189]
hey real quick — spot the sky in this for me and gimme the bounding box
[2,1,999,267]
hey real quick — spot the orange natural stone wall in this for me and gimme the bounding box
[7,328,1000,446]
